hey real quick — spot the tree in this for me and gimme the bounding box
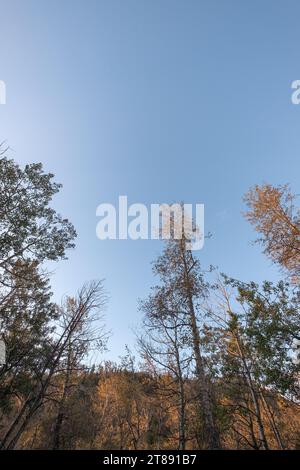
[0,261,57,410]
[51,282,108,449]
[0,152,76,411]
[0,281,107,449]
[141,235,221,449]
[207,276,300,449]
[244,184,300,280]
[0,152,77,448]
[0,155,76,272]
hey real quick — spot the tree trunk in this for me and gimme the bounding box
[53,348,72,449]
[181,244,221,450]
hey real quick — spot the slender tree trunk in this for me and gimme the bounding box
[4,398,44,450]
[173,328,186,450]
[52,411,65,450]
[178,381,186,450]
[0,399,28,449]
[260,391,285,449]
[53,348,72,449]
[189,309,221,449]
[181,244,221,450]
[247,403,260,449]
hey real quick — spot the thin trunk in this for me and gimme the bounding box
[173,326,186,450]
[181,243,221,450]
[53,347,72,450]
[247,404,260,450]
[178,380,186,450]
[260,391,285,449]
[0,399,28,449]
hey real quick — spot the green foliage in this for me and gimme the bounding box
[0,156,76,265]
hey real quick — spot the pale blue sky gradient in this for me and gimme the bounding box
[1,0,300,361]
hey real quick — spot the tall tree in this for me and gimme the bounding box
[0,261,57,405]
[0,152,76,448]
[142,236,221,449]
[0,154,76,398]
[52,283,108,449]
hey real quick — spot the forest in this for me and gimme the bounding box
[0,148,300,450]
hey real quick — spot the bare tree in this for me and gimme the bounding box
[52,282,108,449]
[0,280,107,449]
[140,233,221,449]
[138,304,192,450]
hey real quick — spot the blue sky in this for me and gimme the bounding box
[1,0,300,361]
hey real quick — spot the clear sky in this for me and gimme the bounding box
[1,0,300,362]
